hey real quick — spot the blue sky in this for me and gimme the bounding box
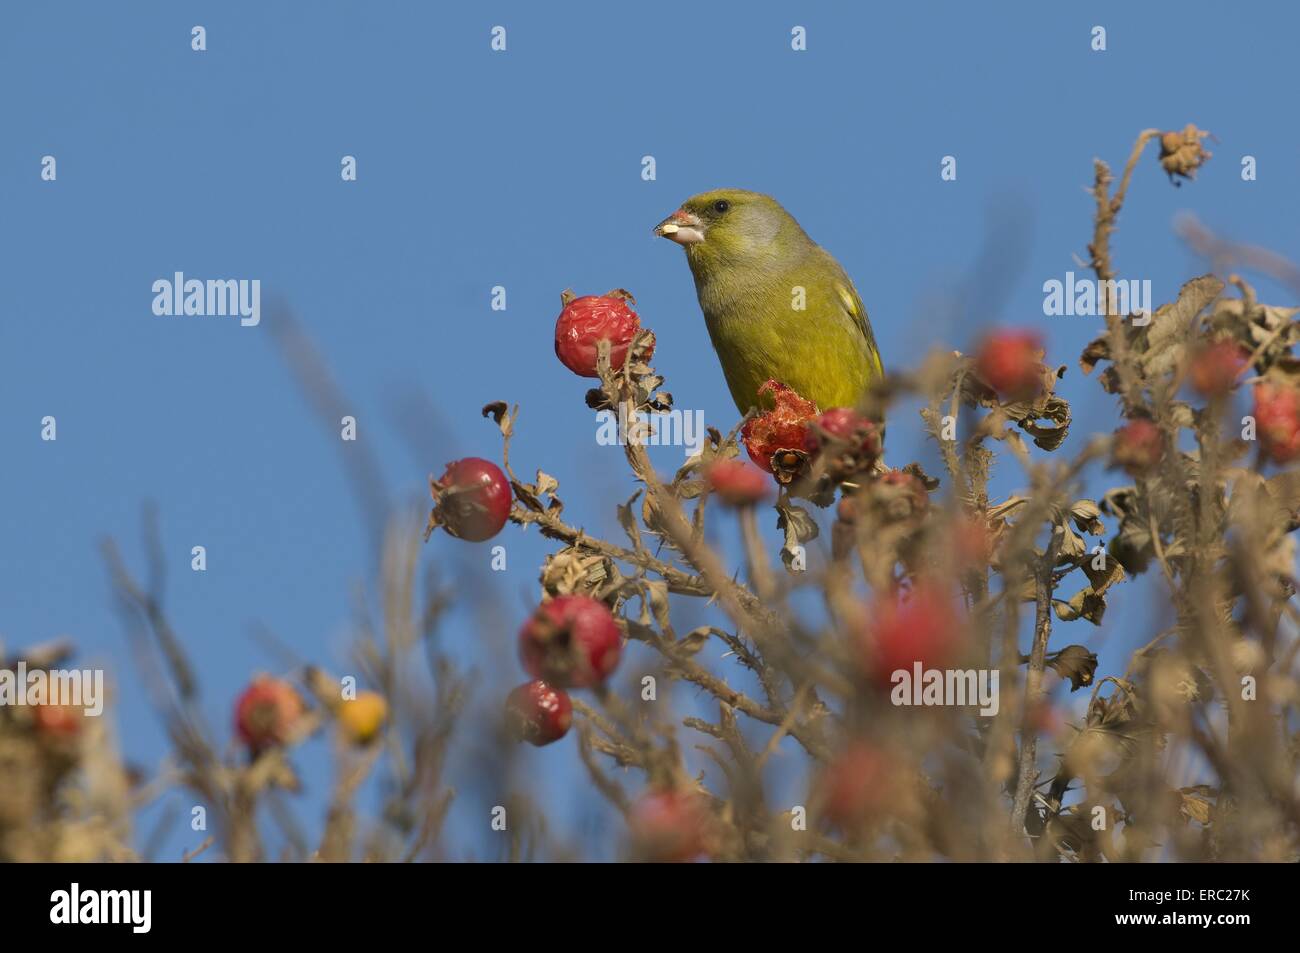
[2,2,1297,860]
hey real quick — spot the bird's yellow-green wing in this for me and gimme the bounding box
[821,250,883,380]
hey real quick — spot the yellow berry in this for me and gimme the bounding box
[338,691,388,744]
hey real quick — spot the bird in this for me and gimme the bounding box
[654,188,882,415]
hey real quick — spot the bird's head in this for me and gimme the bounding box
[654,189,810,275]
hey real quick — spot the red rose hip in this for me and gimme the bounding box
[431,457,511,542]
[952,514,995,571]
[805,406,883,477]
[505,680,573,746]
[554,288,651,378]
[33,703,84,739]
[235,676,305,753]
[806,407,880,454]
[974,330,1044,401]
[1111,419,1165,475]
[875,468,930,520]
[518,595,622,688]
[740,380,819,476]
[1254,382,1300,463]
[861,581,962,685]
[818,742,893,829]
[705,459,770,507]
[1189,339,1248,398]
[628,790,711,862]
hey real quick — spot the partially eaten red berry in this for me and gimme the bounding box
[740,380,819,479]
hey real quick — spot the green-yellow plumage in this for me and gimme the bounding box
[655,188,882,414]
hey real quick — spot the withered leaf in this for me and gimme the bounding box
[1178,786,1215,826]
[534,470,559,499]
[1054,588,1108,625]
[776,498,819,570]
[585,387,614,411]
[1045,644,1099,690]
[676,479,707,500]
[643,579,671,633]
[1081,550,1126,595]
[1263,471,1300,531]
[617,490,644,548]
[1158,124,1212,183]
[1142,275,1225,380]
[1080,336,1110,376]
[1069,499,1104,536]
[902,461,941,492]
[1057,521,1089,560]
[1079,275,1224,390]
[510,480,544,513]
[677,627,716,656]
[987,495,1029,521]
[959,348,1072,452]
[541,548,613,599]
[482,400,516,439]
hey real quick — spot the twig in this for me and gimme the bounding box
[1009,524,1066,837]
[181,836,215,863]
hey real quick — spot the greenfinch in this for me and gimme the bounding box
[655,189,883,415]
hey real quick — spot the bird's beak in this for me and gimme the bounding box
[654,209,705,245]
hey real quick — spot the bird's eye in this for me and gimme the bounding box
[713,200,730,213]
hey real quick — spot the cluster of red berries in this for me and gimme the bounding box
[506,594,623,747]
[425,289,648,747]
[805,582,964,830]
[428,289,655,544]
[974,328,1300,471]
[552,290,718,855]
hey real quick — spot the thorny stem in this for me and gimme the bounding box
[1090,129,1161,286]
[1089,129,1162,415]
[512,503,712,597]
[1009,524,1066,839]
[738,505,777,603]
